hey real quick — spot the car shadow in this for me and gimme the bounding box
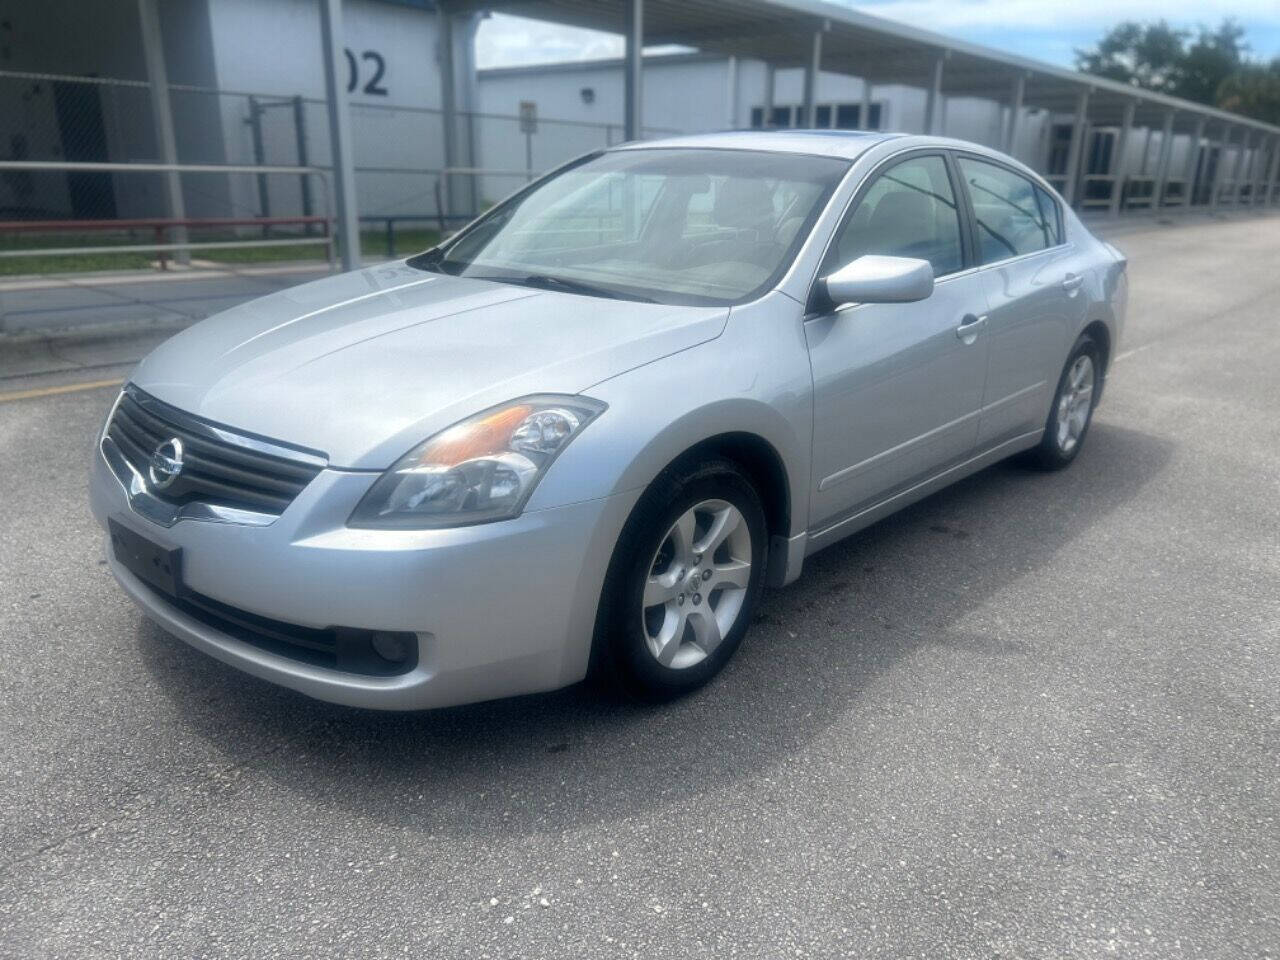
[137,421,1172,839]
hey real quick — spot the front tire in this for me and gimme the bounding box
[593,457,768,700]
[1022,333,1101,470]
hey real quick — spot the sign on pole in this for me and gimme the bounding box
[519,101,538,135]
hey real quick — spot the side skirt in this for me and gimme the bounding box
[804,428,1044,558]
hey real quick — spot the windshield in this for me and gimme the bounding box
[411,148,850,307]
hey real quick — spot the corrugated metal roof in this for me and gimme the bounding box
[462,0,1279,135]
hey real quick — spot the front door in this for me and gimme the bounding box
[806,152,990,531]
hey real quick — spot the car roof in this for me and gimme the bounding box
[607,130,1059,196]
[610,129,906,160]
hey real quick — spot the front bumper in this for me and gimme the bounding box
[91,444,636,710]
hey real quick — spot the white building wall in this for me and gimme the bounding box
[204,0,479,220]
[476,54,1057,204]
[474,56,729,208]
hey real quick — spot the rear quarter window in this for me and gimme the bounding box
[1034,185,1063,245]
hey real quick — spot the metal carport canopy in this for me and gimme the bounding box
[457,0,1280,136]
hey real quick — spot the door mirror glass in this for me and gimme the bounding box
[824,254,934,306]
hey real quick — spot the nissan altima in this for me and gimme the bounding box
[91,131,1127,709]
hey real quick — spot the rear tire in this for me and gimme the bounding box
[592,457,768,701]
[1021,333,1101,471]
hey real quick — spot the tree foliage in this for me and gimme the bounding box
[1076,18,1280,125]
[1177,20,1250,106]
[1075,21,1188,94]
[1217,62,1280,126]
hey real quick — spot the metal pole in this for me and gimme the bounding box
[1265,137,1280,208]
[801,28,823,128]
[860,79,873,130]
[1152,109,1175,209]
[763,64,776,127]
[455,18,480,219]
[1231,130,1250,205]
[137,0,188,264]
[1004,73,1025,155]
[1257,138,1270,205]
[1109,99,1135,217]
[1248,137,1265,205]
[725,55,738,129]
[1262,137,1277,206]
[292,95,314,231]
[1184,117,1205,205]
[0,159,323,175]
[1063,89,1089,207]
[319,0,361,269]
[1037,110,1052,171]
[924,54,944,135]
[247,96,271,231]
[465,109,478,217]
[623,0,643,140]
[1242,135,1258,205]
[437,4,458,220]
[1210,125,1229,212]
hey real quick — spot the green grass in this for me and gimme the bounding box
[362,227,442,259]
[0,227,442,276]
[0,232,152,275]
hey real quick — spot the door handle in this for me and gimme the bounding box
[1062,274,1084,294]
[955,314,987,344]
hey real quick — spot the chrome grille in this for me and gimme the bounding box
[105,385,326,516]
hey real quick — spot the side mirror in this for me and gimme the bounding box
[824,255,934,306]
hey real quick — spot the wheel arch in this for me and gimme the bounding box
[1082,319,1112,374]
[657,431,792,545]
[585,428,792,687]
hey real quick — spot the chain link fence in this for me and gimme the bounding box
[0,68,681,272]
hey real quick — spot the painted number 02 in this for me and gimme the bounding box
[343,49,388,96]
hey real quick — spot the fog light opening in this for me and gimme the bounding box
[371,631,410,664]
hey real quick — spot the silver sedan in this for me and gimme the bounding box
[91,131,1127,709]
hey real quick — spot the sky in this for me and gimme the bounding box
[475,0,1280,71]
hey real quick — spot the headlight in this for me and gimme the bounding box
[349,395,606,529]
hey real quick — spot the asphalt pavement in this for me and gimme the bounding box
[1,214,1278,958]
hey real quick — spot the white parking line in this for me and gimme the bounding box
[1113,342,1154,363]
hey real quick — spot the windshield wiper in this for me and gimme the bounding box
[471,273,655,303]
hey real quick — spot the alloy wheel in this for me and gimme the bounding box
[641,499,753,669]
[1055,354,1095,454]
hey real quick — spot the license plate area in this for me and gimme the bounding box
[109,519,182,598]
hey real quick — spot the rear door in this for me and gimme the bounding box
[954,155,1090,448]
[805,151,991,532]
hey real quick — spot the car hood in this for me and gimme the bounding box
[129,262,728,469]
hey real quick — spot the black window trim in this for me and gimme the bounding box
[805,146,976,315]
[949,149,1070,269]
